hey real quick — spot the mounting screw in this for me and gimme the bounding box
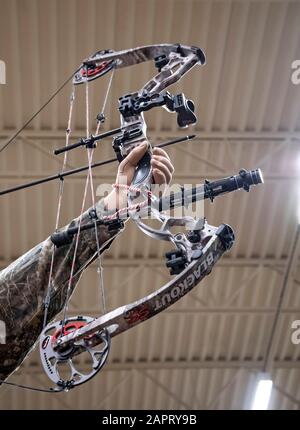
[187,230,201,243]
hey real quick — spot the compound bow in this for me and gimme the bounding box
[0,44,264,392]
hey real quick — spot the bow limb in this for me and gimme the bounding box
[50,224,232,351]
[40,224,233,389]
[82,44,205,69]
[73,44,205,86]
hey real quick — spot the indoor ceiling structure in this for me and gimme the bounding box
[1,0,300,410]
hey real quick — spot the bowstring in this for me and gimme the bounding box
[60,70,92,332]
[43,86,76,329]
[95,68,115,135]
[0,68,80,154]
[59,80,93,332]
[60,172,91,331]
[89,67,115,315]
[60,66,115,332]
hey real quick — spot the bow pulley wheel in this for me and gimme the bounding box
[73,49,116,85]
[40,316,110,391]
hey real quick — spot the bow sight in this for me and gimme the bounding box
[118,91,197,128]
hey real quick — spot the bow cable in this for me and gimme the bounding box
[60,66,115,334]
[92,67,115,314]
[43,86,76,329]
[0,68,80,154]
[86,68,116,315]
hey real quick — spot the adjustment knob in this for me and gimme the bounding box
[154,55,169,71]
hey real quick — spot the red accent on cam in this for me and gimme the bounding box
[51,321,87,344]
[81,61,111,78]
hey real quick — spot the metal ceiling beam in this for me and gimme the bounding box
[205,370,242,410]
[137,369,194,409]
[0,129,299,141]
[21,358,300,373]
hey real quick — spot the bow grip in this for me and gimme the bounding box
[132,150,152,187]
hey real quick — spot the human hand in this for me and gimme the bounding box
[104,141,174,211]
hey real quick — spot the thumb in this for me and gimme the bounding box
[117,141,149,186]
[122,142,148,168]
